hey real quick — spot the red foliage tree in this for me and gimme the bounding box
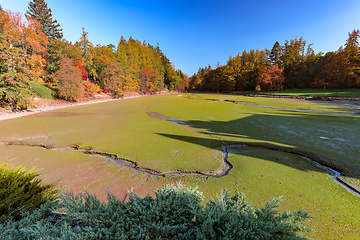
[258,65,285,91]
[52,58,84,101]
[77,60,88,81]
[68,45,88,81]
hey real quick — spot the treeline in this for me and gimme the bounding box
[190,32,360,92]
[0,0,187,111]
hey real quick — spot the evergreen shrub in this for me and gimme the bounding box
[0,182,311,239]
[0,164,58,222]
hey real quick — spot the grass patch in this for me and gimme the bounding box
[29,81,55,99]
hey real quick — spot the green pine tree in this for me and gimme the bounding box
[269,41,283,66]
[26,0,63,40]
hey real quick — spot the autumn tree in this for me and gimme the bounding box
[0,11,48,76]
[0,10,48,110]
[52,58,84,101]
[258,65,285,91]
[196,49,268,92]
[0,6,7,74]
[139,67,155,94]
[27,0,63,39]
[312,52,355,88]
[175,69,189,92]
[103,62,125,97]
[115,36,182,92]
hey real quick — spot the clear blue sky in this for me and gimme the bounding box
[2,0,360,76]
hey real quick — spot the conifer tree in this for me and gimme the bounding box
[345,29,360,66]
[27,0,63,40]
[269,41,283,66]
[344,29,360,86]
[75,27,97,80]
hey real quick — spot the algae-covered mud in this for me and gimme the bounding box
[1,94,360,239]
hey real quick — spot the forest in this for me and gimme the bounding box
[189,33,360,93]
[0,1,188,111]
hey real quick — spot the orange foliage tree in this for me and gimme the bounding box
[52,58,84,101]
[0,10,48,110]
[24,15,49,78]
[258,65,285,91]
[103,62,125,97]
[139,67,159,94]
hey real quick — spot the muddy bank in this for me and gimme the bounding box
[5,140,360,197]
[0,93,169,122]
[0,97,117,122]
[5,141,232,179]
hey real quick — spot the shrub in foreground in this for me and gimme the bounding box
[0,183,311,239]
[0,164,58,222]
